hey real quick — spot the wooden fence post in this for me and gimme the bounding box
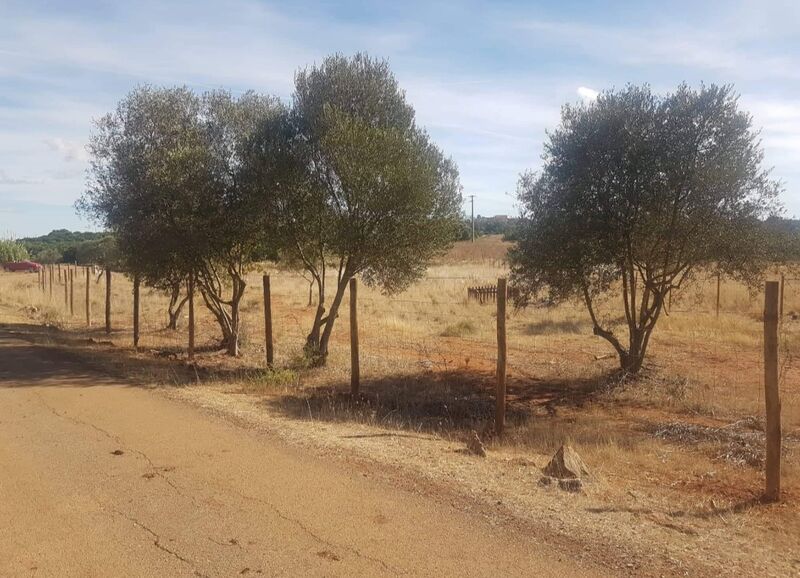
[188,273,195,360]
[263,275,273,367]
[763,281,782,502]
[496,278,508,435]
[133,274,140,351]
[63,270,68,307]
[350,277,359,396]
[715,272,721,318]
[49,265,53,299]
[58,263,62,284]
[104,268,111,334]
[85,267,91,327]
[69,269,74,316]
[779,273,785,319]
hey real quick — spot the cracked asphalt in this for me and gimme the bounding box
[0,332,597,577]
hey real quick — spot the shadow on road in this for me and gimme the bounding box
[0,322,200,387]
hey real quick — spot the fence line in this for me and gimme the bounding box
[12,266,791,497]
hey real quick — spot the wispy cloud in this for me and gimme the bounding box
[744,96,800,168]
[515,17,800,80]
[0,170,41,185]
[43,137,88,163]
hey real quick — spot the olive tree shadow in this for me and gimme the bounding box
[265,368,619,438]
[0,321,624,440]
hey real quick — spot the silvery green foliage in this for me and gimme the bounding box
[82,86,283,355]
[510,84,782,373]
[248,53,462,364]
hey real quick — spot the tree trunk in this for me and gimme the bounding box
[618,350,645,374]
[304,276,326,361]
[305,277,349,366]
[304,304,327,362]
[167,284,189,330]
[227,280,243,356]
[318,278,349,360]
[197,273,246,357]
[617,304,661,375]
[104,268,111,334]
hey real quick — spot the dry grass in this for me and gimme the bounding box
[3,246,800,502]
[6,252,800,575]
[437,235,511,264]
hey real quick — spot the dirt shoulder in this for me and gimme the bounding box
[165,382,798,578]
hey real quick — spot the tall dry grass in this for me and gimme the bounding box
[2,241,799,486]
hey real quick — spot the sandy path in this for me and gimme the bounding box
[0,331,601,577]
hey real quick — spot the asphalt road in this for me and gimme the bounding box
[0,331,597,577]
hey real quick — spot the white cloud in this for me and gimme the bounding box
[515,18,800,80]
[43,137,88,163]
[0,170,41,185]
[742,96,800,170]
[577,86,598,102]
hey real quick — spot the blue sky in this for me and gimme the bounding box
[1,0,799,237]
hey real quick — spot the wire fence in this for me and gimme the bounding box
[12,264,800,432]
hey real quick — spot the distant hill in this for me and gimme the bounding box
[20,229,110,263]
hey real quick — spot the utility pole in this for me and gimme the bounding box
[468,195,476,242]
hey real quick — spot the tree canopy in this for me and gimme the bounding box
[20,230,107,264]
[510,84,781,373]
[74,235,123,269]
[247,53,462,363]
[81,55,462,362]
[81,86,283,355]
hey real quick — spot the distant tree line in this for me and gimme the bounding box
[457,215,521,241]
[18,229,110,264]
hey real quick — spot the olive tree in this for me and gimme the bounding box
[82,86,204,323]
[75,235,123,271]
[510,84,781,374]
[82,86,281,355]
[248,54,462,364]
[194,90,284,355]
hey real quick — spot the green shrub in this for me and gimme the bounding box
[241,368,299,392]
[0,239,29,262]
